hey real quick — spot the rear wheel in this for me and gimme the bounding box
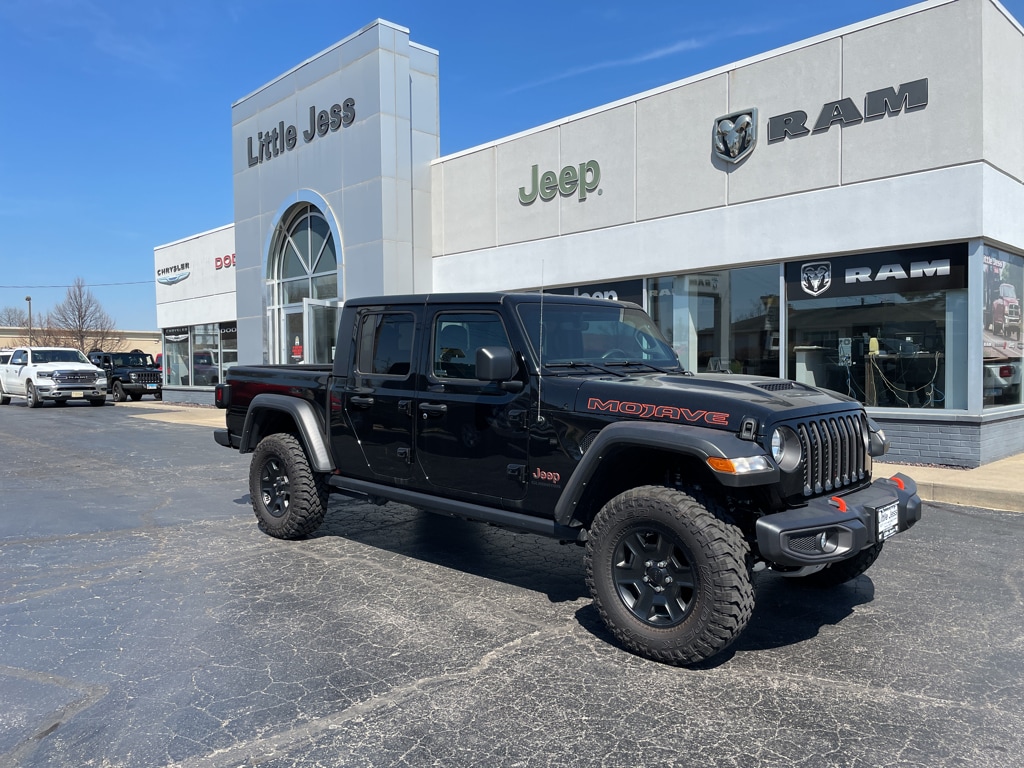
[129,393,143,401]
[586,485,754,665]
[789,543,884,588]
[88,397,105,406]
[249,433,329,539]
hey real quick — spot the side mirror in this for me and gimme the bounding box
[867,418,890,457]
[476,347,522,391]
[476,346,515,381]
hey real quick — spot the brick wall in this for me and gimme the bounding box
[876,410,1024,468]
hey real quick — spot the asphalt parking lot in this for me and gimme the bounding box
[1,399,1022,768]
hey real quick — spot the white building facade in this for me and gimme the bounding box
[155,0,1024,466]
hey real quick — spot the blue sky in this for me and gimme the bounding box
[1,0,1021,331]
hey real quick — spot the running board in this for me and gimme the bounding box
[328,476,584,542]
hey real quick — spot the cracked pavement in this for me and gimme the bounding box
[1,400,1022,767]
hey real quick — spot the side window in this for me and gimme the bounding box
[356,312,414,377]
[432,312,510,380]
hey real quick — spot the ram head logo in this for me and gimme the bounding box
[800,261,832,297]
[713,109,757,164]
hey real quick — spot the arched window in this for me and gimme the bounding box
[267,203,340,363]
[272,204,337,303]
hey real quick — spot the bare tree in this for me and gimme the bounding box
[0,306,28,327]
[46,278,124,352]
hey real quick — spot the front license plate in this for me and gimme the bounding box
[877,502,899,541]
[71,391,83,398]
[146,384,157,389]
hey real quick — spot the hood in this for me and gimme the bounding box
[571,372,859,432]
[32,361,105,374]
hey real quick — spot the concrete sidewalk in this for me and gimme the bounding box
[118,400,1022,514]
[878,454,1023,513]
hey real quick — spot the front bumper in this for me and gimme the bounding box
[121,381,162,394]
[756,473,921,567]
[35,384,107,400]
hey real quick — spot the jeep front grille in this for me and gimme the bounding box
[53,371,98,385]
[794,413,868,497]
[133,371,160,384]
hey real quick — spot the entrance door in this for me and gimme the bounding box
[304,298,341,364]
[283,308,305,364]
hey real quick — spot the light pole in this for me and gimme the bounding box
[25,296,32,346]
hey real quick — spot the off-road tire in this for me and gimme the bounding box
[154,390,163,401]
[790,542,884,588]
[112,381,128,402]
[586,485,754,665]
[26,381,40,408]
[249,433,329,540]
[130,393,143,401]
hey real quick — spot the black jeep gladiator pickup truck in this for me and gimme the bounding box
[214,292,921,664]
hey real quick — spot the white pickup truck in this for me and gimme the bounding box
[0,347,108,408]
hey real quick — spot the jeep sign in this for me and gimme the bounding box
[519,161,601,204]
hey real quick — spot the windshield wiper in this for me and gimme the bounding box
[601,360,685,375]
[543,361,625,377]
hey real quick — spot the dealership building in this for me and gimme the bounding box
[154,0,1024,467]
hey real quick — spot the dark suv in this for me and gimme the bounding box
[88,349,162,401]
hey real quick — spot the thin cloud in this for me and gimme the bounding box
[0,0,186,82]
[506,23,778,95]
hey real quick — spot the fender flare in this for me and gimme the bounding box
[240,393,334,472]
[553,421,777,526]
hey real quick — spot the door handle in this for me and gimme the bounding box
[349,395,375,407]
[419,402,447,418]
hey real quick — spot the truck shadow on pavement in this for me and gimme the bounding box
[301,498,877,664]
[575,574,874,668]
[311,498,589,604]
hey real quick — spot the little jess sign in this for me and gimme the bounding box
[246,98,356,167]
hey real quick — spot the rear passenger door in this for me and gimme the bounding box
[342,310,419,480]
[415,308,531,502]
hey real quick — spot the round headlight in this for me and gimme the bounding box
[769,426,802,472]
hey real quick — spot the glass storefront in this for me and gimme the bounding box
[648,265,779,377]
[160,321,237,387]
[982,246,1023,408]
[636,244,1020,413]
[784,244,968,410]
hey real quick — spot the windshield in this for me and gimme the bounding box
[517,303,680,367]
[32,349,91,365]
[111,353,155,367]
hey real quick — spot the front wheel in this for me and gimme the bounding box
[112,381,128,402]
[249,433,329,539]
[26,381,40,408]
[788,543,884,588]
[585,485,754,665]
